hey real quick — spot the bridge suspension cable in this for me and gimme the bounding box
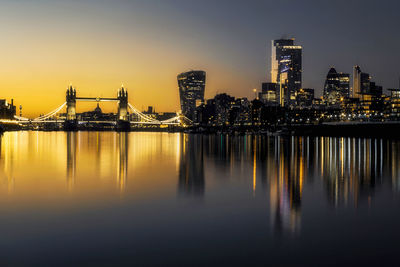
[160,116,181,124]
[128,103,159,123]
[128,102,192,126]
[33,102,67,121]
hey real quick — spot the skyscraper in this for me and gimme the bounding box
[323,67,350,105]
[177,70,206,120]
[271,38,302,107]
[353,65,371,99]
[338,73,350,98]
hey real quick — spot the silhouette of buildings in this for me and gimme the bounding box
[296,88,314,108]
[78,104,116,121]
[0,99,16,120]
[259,82,278,105]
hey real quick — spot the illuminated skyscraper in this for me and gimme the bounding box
[353,65,362,98]
[353,65,372,99]
[323,67,350,105]
[271,38,302,107]
[338,73,350,98]
[177,70,206,120]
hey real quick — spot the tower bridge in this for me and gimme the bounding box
[11,85,192,130]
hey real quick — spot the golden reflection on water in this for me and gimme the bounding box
[0,132,400,235]
[0,132,183,206]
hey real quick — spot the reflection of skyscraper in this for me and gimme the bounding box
[178,134,205,197]
[66,132,77,190]
[177,70,206,120]
[269,136,303,234]
[271,39,302,107]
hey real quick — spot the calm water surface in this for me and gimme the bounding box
[0,131,400,266]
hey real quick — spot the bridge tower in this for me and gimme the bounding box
[66,85,76,120]
[117,86,130,131]
[65,85,77,130]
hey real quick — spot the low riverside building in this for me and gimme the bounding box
[388,88,400,119]
[0,99,16,120]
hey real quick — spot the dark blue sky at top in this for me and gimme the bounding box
[133,0,400,95]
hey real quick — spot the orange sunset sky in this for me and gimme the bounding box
[0,1,263,118]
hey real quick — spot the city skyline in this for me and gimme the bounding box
[1,2,400,265]
[0,0,399,117]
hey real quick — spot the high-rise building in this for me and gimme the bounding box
[360,72,371,94]
[353,65,371,98]
[271,38,302,107]
[177,70,206,120]
[323,67,350,105]
[353,65,362,98]
[338,73,350,98]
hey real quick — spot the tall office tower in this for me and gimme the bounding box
[271,38,302,107]
[323,67,341,105]
[353,65,373,98]
[360,72,371,93]
[323,67,350,105]
[353,65,362,98]
[338,73,350,98]
[177,70,206,120]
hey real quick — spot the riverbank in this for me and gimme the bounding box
[2,121,400,138]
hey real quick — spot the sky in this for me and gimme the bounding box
[0,0,399,117]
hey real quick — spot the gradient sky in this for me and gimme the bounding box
[1,0,399,117]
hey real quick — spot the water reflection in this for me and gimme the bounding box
[1,132,400,233]
[188,135,400,234]
[178,134,205,197]
[66,132,77,189]
[117,132,128,192]
[65,132,130,193]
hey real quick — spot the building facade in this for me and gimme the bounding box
[259,82,278,105]
[177,70,206,120]
[0,99,16,120]
[323,68,350,105]
[296,88,314,108]
[271,39,302,107]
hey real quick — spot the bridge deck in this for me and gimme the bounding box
[75,97,119,102]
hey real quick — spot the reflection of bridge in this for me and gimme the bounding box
[12,85,192,130]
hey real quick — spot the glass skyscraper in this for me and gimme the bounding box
[271,38,302,107]
[323,67,350,105]
[177,70,206,120]
[353,65,372,98]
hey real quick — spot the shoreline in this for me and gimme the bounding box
[1,121,400,138]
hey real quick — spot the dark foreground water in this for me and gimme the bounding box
[0,132,399,266]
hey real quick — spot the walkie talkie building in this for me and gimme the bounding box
[177,70,206,120]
